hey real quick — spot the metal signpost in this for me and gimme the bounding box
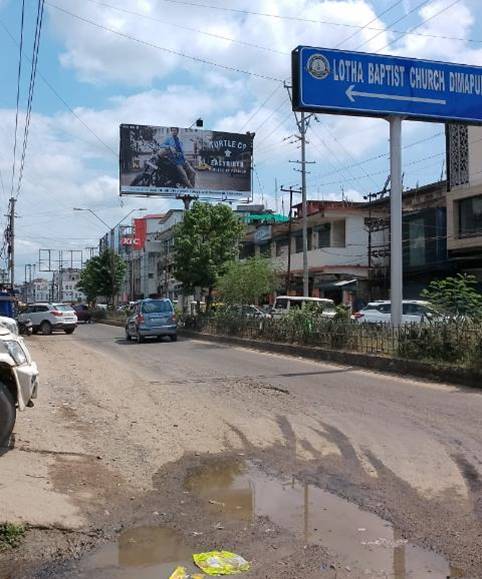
[292,46,482,326]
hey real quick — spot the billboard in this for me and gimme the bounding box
[119,124,253,197]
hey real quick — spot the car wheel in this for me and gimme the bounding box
[170,334,177,342]
[125,327,131,341]
[32,328,38,335]
[64,328,75,334]
[40,321,52,335]
[0,382,16,448]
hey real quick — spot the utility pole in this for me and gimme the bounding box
[6,197,16,291]
[281,185,301,295]
[286,84,315,297]
[389,117,403,328]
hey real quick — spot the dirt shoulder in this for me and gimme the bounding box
[0,326,480,577]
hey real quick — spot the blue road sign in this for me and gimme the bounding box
[292,46,482,124]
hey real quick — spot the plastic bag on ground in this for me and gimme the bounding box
[169,566,205,579]
[193,551,250,575]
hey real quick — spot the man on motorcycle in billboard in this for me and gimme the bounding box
[160,127,196,189]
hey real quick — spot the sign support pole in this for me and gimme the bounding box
[300,112,309,297]
[389,116,403,327]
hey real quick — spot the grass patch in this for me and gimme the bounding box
[0,522,26,550]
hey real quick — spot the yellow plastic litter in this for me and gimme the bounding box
[193,551,250,576]
[169,566,205,579]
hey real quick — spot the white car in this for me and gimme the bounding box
[0,324,39,446]
[353,300,436,325]
[18,303,78,335]
[272,296,337,318]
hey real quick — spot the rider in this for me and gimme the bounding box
[160,127,196,188]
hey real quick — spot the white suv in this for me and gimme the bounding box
[0,324,39,446]
[19,303,78,335]
[353,300,436,325]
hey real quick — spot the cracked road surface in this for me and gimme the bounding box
[0,323,480,578]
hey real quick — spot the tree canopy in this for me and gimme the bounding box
[421,273,482,318]
[173,202,244,297]
[77,250,126,306]
[217,257,279,305]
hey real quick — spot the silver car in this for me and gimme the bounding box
[18,303,78,335]
[126,298,177,343]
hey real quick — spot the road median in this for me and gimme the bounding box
[180,328,482,389]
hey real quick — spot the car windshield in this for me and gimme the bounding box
[54,304,74,312]
[141,300,172,314]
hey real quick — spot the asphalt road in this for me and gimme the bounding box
[1,323,481,578]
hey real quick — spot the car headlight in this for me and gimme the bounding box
[0,319,19,335]
[4,340,27,365]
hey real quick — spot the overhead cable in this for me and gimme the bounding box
[46,2,283,82]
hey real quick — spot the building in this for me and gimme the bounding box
[52,268,85,303]
[155,210,184,301]
[21,278,51,303]
[446,124,482,282]
[242,200,388,304]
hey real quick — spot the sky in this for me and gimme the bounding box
[1,0,482,281]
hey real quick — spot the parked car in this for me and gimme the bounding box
[0,316,20,336]
[352,300,437,325]
[126,298,177,343]
[228,304,271,319]
[0,323,39,447]
[18,303,78,335]
[271,296,337,318]
[73,304,92,323]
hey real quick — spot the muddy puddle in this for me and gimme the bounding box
[184,457,461,578]
[75,526,199,578]
[71,457,463,578]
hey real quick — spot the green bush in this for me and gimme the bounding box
[0,523,25,550]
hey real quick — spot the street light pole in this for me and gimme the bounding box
[73,207,146,306]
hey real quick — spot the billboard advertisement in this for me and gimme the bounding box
[119,124,253,197]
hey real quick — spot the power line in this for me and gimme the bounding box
[240,84,282,132]
[15,0,46,201]
[10,0,26,200]
[313,132,444,181]
[377,0,463,52]
[81,0,288,56]
[335,0,404,48]
[0,18,118,157]
[353,0,431,51]
[46,2,283,82]
[155,0,482,46]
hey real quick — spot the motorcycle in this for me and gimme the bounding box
[130,154,187,189]
[17,317,33,336]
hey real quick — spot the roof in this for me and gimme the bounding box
[275,296,335,303]
[240,213,288,224]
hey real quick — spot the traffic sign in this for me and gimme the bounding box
[292,46,482,124]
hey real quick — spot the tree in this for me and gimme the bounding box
[421,273,482,318]
[173,202,245,304]
[217,257,279,305]
[77,250,126,306]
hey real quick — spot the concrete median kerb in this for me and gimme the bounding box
[179,328,482,389]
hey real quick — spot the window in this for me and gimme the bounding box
[259,243,271,257]
[331,220,346,247]
[275,298,288,310]
[295,235,303,253]
[377,304,391,314]
[408,217,426,266]
[459,195,482,238]
[141,300,173,314]
[275,239,289,257]
[317,224,331,248]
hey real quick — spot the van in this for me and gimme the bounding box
[272,296,336,318]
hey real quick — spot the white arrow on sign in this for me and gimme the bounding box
[346,84,446,106]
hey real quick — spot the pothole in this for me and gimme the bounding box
[185,457,462,578]
[77,526,198,578]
